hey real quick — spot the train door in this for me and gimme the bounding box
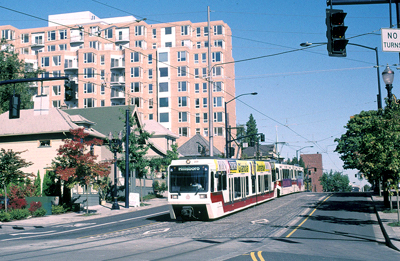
[229,177,234,202]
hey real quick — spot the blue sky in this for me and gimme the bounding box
[0,0,395,185]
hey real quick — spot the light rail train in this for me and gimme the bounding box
[167,158,304,220]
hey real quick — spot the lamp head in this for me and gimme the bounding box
[382,64,394,85]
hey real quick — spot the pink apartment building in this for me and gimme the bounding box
[0,11,235,153]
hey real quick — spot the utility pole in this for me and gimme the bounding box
[207,6,214,157]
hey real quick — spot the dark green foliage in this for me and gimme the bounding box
[51,204,67,215]
[34,171,41,196]
[319,170,351,192]
[9,208,30,220]
[42,171,61,197]
[32,208,47,217]
[245,114,258,145]
[0,211,11,222]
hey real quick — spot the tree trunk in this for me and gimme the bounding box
[383,173,390,208]
[397,188,399,223]
[86,185,89,215]
[140,178,143,204]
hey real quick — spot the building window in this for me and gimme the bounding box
[47,31,56,41]
[84,98,96,108]
[59,29,67,40]
[52,100,60,108]
[52,85,61,96]
[39,140,51,147]
[214,112,223,122]
[152,28,156,38]
[84,52,95,63]
[159,67,168,77]
[148,54,153,64]
[195,83,200,93]
[196,42,201,49]
[131,52,140,62]
[194,68,199,78]
[212,66,222,77]
[131,67,141,77]
[100,70,105,80]
[177,51,187,62]
[212,52,222,62]
[159,98,169,107]
[165,42,172,47]
[177,66,187,77]
[195,113,200,123]
[202,68,207,78]
[100,100,105,107]
[178,97,188,107]
[105,28,113,39]
[179,127,188,137]
[152,43,157,49]
[203,97,207,108]
[159,82,168,92]
[149,98,153,109]
[196,27,201,37]
[203,128,208,137]
[100,55,105,65]
[148,69,153,79]
[203,113,208,123]
[165,27,172,35]
[196,128,201,135]
[213,97,223,107]
[130,82,141,93]
[135,25,144,36]
[213,25,223,35]
[213,82,222,92]
[59,44,67,51]
[159,52,168,62]
[131,97,140,107]
[194,54,199,64]
[101,84,105,95]
[47,45,56,52]
[84,68,95,78]
[21,33,29,43]
[204,41,209,48]
[52,55,61,66]
[52,71,61,77]
[149,113,153,120]
[160,112,169,122]
[149,84,153,94]
[181,25,190,36]
[41,57,50,67]
[178,81,187,92]
[89,41,99,50]
[214,40,224,48]
[202,53,207,63]
[195,98,200,108]
[178,112,188,122]
[203,83,207,93]
[214,127,223,136]
[204,26,209,36]
[84,83,95,93]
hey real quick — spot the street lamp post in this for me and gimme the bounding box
[300,42,383,110]
[382,64,394,107]
[225,92,258,158]
[295,145,314,161]
[108,131,123,210]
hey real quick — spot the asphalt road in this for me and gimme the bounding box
[0,193,399,260]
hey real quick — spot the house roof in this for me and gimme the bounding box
[0,108,105,138]
[177,134,221,157]
[242,144,275,157]
[63,105,178,139]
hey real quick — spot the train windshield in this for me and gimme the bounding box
[169,165,209,193]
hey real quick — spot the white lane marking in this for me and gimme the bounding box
[251,219,269,224]
[143,228,170,235]
[10,230,56,236]
[1,210,169,242]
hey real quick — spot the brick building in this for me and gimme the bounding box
[300,153,323,192]
[0,11,235,153]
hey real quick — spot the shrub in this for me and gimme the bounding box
[9,198,27,210]
[0,211,12,222]
[52,204,67,215]
[28,201,42,213]
[32,208,47,217]
[9,209,30,220]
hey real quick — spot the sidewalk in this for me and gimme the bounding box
[0,196,168,231]
[371,195,400,252]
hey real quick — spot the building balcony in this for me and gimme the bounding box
[110,76,125,85]
[31,41,45,48]
[110,59,125,70]
[64,60,78,70]
[110,89,126,100]
[115,36,130,44]
[70,36,84,44]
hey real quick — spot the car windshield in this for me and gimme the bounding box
[169,165,208,193]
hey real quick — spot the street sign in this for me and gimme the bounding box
[381,28,400,52]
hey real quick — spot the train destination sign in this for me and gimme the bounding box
[381,28,400,52]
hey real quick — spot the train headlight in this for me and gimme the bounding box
[171,195,178,199]
[199,194,207,199]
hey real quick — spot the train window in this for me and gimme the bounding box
[272,168,276,182]
[252,175,256,194]
[246,176,249,195]
[264,175,269,191]
[234,177,241,198]
[211,171,214,192]
[217,171,227,191]
[276,168,280,180]
[258,176,262,193]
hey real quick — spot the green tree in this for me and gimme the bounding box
[33,171,41,196]
[335,102,400,206]
[245,114,258,146]
[0,39,43,114]
[117,111,152,203]
[319,170,351,192]
[42,170,61,197]
[0,148,33,212]
[52,128,111,211]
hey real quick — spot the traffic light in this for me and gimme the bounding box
[9,94,20,119]
[326,9,348,57]
[64,80,75,101]
[260,133,265,142]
